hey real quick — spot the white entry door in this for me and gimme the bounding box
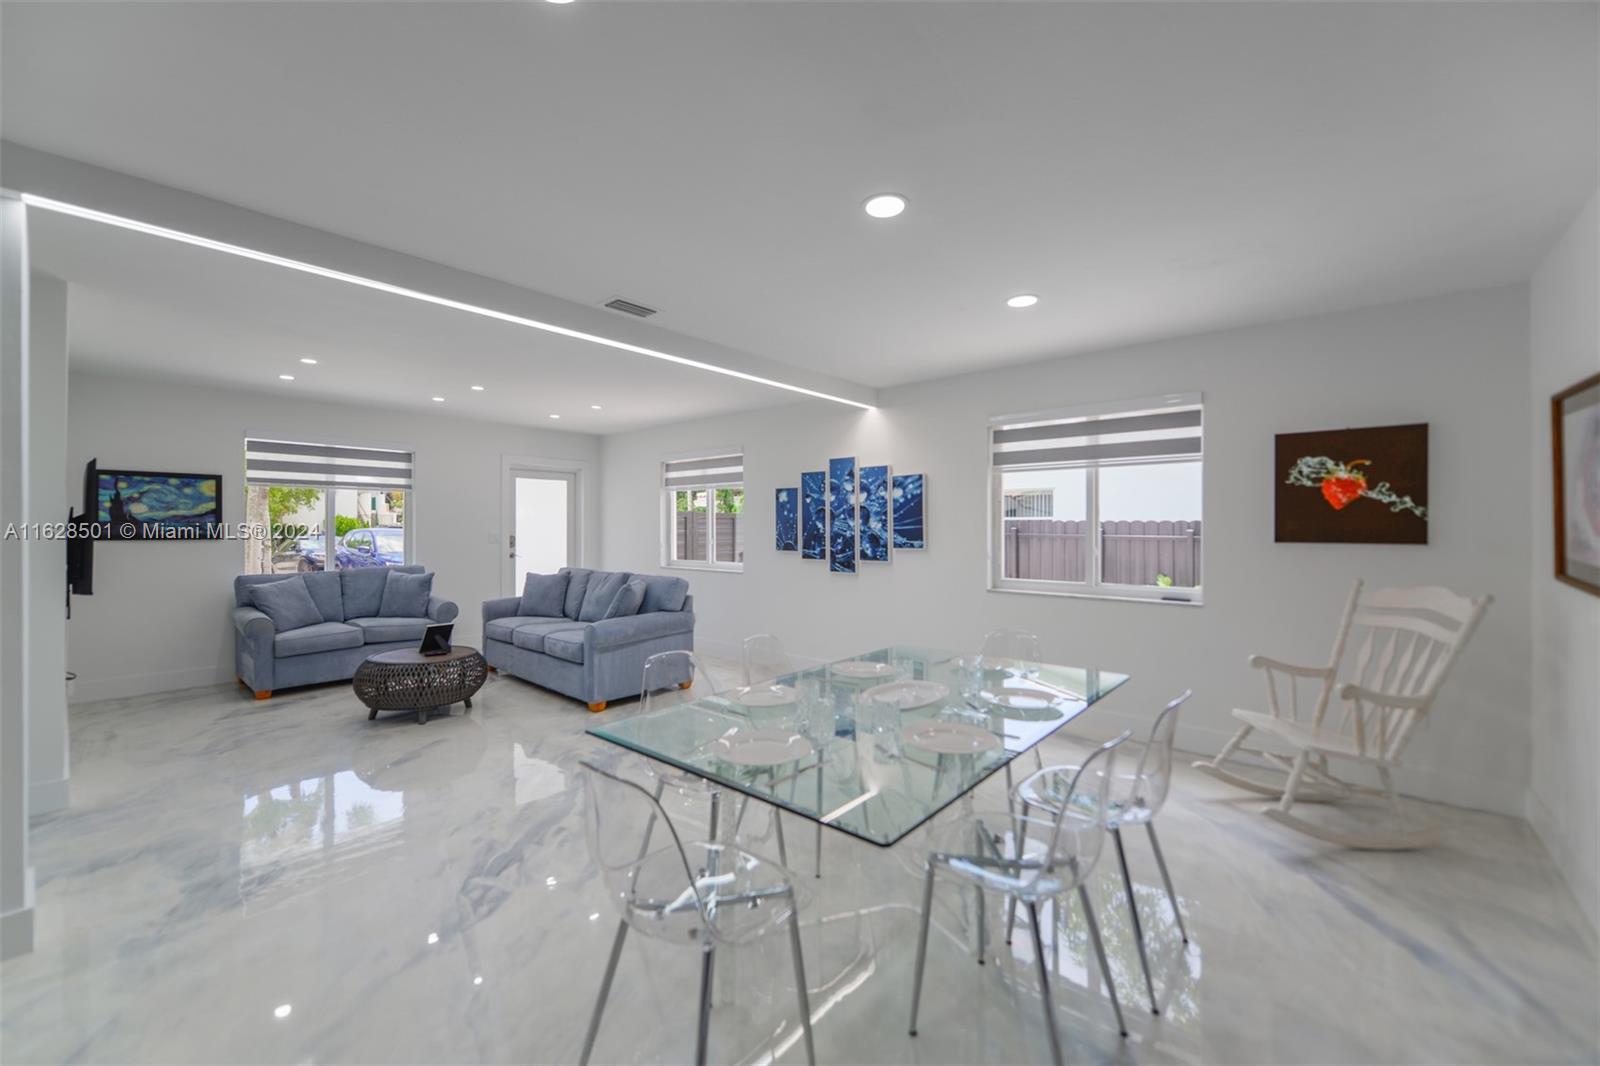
[505,468,577,594]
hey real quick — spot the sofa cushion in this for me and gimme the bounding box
[518,571,570,618]
[485,615,551,643]
[601,578,647,620]
[378,570,433,618]
[274,620,362,657]
[542,628,588,664]
[348,616,432,644]
[250,576,325,633]
[512,619,592,653]
[301,570,345,622]
[341,567,391,618]
[578,571,629,622]
[638,574,691,614]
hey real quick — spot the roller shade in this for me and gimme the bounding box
[246,438,414,490]
[662,452,744,490]
[992,399,1202,469]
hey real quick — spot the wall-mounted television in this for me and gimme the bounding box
[94,468,223,540]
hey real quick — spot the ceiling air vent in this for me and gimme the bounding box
[602,297,658,318]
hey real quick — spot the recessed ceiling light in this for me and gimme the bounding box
[470,385,485,391]
[590,404,603,410]
[427,932,439,944]
[278,374,295,381]
[299,357,318,365]
[431,396,445,403]
[1006,294,1039,309]
[273,1004,292,1020]
[863,194,907,219]
[19,193,873,411]
[548,414,561,420]
[546,0,575,4]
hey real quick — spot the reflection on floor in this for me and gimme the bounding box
[3,665,1595,1064]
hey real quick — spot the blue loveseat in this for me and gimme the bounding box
[233,565,459,699]
[482,567,694,711]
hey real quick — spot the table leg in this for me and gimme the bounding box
[368,706,378,721]
[417,706,428,725]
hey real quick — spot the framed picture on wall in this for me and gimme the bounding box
[95,469,223,540]
[1553,371,1600,597]
[1274,423,1428,544]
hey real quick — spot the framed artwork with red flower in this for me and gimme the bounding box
[1553,372,1600,597]
[1274,423,1429,544]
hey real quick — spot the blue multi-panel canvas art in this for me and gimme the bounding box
[800,471,826,560]
[774,487,799,551]
[892,473,926,549]
[859,464,891,561]
[827,457,857,573]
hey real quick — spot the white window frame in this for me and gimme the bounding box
[660,450,744,573]
[988,395,1203,606]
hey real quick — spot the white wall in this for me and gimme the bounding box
[26,274,68,814]
[601,285,1533,815]
[1528,191,1600,933]
[67,371,602,702]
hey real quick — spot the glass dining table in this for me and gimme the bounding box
[586,645,1129,848]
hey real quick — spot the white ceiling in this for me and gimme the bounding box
[29,210,786,431]
[3,1,1596,405]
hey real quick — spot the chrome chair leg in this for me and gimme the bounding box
[1112,828,1158,1014]
[814,764,824,878]
[579,918,629,1066]
[1077,884,1128,1037]
[775,809,790,869]
[908,861,938,1036]
[1145,821,1187,943]
[973,825,987,964]
[696,944,715,1066]
[1026,900,1064,1066]
[1005,800,1031,945]
[785,891,817,1065]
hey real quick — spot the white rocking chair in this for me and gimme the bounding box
[1192,579,1491,850]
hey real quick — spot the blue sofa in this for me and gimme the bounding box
[482,567,694,711]
[233,565,459,699]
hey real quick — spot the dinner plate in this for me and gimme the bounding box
[732,684,798,708]
[830,660,900,680]
[862,679,950,711]
[712,729,814,767]
[901,721,1002,755]
[978,683,1057,711]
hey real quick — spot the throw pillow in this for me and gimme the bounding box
[301,570,345,622]
[250,576,325,633]
[639,574,690,614]
[578,571,629,622]
[560,567,593,620]
[378,569,433,618]
[518,571,570,617]
[340,567,391,618]
[601,578,647,620]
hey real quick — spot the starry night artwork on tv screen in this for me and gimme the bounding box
[97,469,223,540]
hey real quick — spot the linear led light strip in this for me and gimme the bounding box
[20,193,874,411]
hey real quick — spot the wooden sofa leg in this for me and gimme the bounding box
[679,680,693,690]
[254,690,272,700]
[587,701,607,713]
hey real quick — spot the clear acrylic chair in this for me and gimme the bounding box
[741,633,796,686]
[578,760,815,1066]
[1012,691,1192,1014]
[908,733,1132,1065]
[642,650,791,867]
[981,628,1048,777]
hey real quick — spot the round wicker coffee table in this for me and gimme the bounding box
[353,646,488,724]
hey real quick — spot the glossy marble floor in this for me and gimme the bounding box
[3,667,1596,1065]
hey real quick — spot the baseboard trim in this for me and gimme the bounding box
[1,869,35,960]
[68,665,235,704]
[29,776,68,817]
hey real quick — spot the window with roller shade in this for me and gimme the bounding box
[661,451,744,571]
[990,396,1202,603]
[243,438,414,575]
